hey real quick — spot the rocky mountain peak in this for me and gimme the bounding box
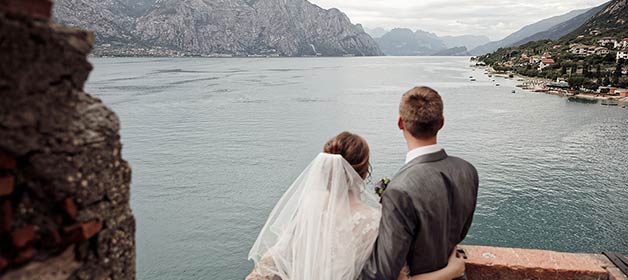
[53,0,383,56]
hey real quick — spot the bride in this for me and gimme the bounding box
[247,132,464,280]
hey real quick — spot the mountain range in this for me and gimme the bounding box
[374,28,446,56]
[365,2,608,57]
[470,2,610,55]
[477,0,628,88]
[53,0,383,57]
[562,0,628,42]
[365,28,489,56]
[52,0,615,57]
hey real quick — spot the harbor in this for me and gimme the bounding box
[472,65,628,107]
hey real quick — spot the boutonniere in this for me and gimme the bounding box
[374,177,391,198]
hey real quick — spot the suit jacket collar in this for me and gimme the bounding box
[398,149,448,174]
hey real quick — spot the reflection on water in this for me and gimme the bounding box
[86,57,628,280]
[568,97,599,104]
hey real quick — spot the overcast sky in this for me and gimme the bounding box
[309,0,609,40]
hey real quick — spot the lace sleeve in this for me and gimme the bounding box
[352,208,382,271]
[246,254,280,280]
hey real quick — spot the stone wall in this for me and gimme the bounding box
[461,245,628,280]
[0,0,135,279]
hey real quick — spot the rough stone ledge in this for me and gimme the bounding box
[1,1,135,278]
[460,245,628,280]
[0,0,52,20]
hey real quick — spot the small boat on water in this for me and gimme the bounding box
[495,83,500,87]
[601,102,619,106]
[512,90,516,93]
[470,78,476,81]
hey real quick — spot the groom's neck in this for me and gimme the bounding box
[405,135,438,151]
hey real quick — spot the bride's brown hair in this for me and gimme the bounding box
[323,132,371,179]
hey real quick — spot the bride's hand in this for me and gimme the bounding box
[448,249,466,278]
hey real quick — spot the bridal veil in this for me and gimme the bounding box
[248,153,381,280]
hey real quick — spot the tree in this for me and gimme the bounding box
[613,63,622,85]
[596,64,602,81]
[603,76,612,86]
[568,76,586,89]
[614,63,622,76]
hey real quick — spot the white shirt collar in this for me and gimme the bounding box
[405,144,443,164]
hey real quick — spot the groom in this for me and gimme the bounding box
[359,86,479,280]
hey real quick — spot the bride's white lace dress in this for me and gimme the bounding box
[247,153,385,280]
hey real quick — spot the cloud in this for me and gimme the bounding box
[308,0,609,40]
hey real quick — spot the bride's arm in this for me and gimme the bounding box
[405,250,465,280]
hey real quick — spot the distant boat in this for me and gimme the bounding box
[512,90,516,93]
[470,78,476,81]
[496,83,500,86]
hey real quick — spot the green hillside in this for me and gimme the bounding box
[479,0,628,90]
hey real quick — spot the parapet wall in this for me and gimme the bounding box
[461,245,627,280]
[0,0,135,279]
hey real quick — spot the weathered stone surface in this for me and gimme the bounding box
[0,201,11,232]
[595,254,628,280]
[0,152,16,170]
[63,197,78,220]
[0,5,134,279]
[0,176,14,196]
[460,245,611,280]
[10,225,35,248]
[1,245,81,280]
[0,0,52,20]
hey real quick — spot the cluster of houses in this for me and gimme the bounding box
[569,37,628,62]
[519,53,556,70]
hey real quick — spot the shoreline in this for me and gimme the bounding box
[476,66,628,106]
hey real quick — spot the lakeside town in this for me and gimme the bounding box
[472,64,628,106]
[475,27,628,107]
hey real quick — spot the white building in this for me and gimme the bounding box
[570,44,594,56]
[617,50,628,62]
[598,37,617,47]
[539,58,555,70]
[529,55,542,64]
[594,47,609,55]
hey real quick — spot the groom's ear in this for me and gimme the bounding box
[439,117,445,130]
[397,117,404,130]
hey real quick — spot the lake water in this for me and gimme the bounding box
[86,57,628,280]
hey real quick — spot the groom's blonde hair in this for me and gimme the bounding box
[400,86,444,139]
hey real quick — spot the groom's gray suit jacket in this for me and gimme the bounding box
[359,150,478,280]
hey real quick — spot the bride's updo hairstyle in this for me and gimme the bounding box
[323,132,370,179]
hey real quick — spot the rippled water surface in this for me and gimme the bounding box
[86,57,628,280]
